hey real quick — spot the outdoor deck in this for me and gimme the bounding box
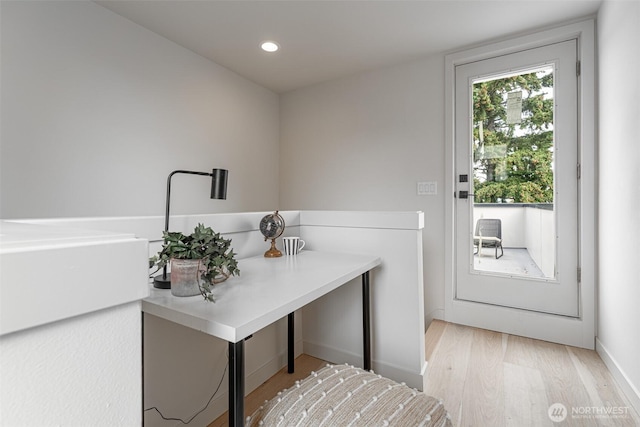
[474,247,546,278]
[473,203,555,279]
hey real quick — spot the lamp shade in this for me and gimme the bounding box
[211,169,228,200]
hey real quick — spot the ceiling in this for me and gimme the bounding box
[96,0,601,93]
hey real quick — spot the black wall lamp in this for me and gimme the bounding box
[153,168,228,289]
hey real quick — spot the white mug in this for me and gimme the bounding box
[282,236,305,255]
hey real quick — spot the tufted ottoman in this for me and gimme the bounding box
[246,363,452,426]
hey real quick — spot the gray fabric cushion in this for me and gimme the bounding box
[247,363,452,426]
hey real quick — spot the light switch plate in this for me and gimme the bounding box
[417,181,437,195]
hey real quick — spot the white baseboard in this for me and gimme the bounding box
[425,308,445,326]
[303,340,426,391]
[596,338,640,416]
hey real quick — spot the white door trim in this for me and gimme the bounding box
[443,19,596,349]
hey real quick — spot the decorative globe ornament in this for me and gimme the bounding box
[260,211,285,258]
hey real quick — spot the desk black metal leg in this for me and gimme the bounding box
[288,312,295,373]
[362,271,371,371]
[228,340,244,427]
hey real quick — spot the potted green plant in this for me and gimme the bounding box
[149,223,240,301]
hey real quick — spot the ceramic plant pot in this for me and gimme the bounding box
[170,258,204,297]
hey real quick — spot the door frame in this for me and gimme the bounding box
[443,20,596,349]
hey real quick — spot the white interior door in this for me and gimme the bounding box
[455,40,579,317]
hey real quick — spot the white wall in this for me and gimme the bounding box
[524,207,555,277]
[0,220,148,426]
[0,1,279,220]
[280,58,446,323]
[597,0,640,411]
[0,302,143,426]
[300,211,426,389]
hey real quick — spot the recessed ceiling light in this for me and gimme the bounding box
[261,41,279,53]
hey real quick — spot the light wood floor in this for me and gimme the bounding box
[210,321,640,426]
[424,320,640,427]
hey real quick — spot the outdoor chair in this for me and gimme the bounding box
[474,218,504,259]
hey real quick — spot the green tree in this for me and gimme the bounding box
[472,69,554,203]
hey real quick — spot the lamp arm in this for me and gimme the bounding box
[160,170,213,282]
[164,170,213,232]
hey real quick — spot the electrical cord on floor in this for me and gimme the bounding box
[144,360,228,425]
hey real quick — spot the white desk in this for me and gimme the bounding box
[142,251,381,427]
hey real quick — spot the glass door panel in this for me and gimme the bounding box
[472,66,556,279]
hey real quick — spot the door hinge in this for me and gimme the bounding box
[577,163,581,179]
[576,60,581,77]
[577,267,582,283]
